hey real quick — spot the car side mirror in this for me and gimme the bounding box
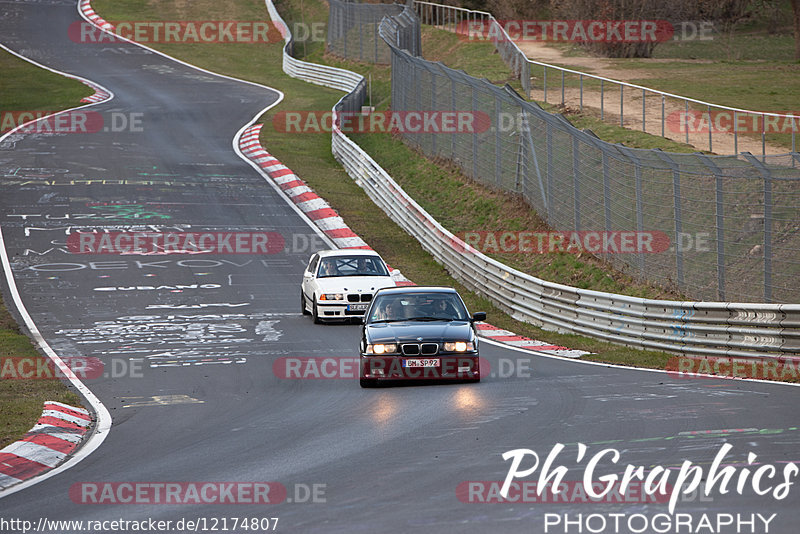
[472,312,486,322]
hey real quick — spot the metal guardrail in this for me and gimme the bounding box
[413,0,799,157]
[264,0,800,358]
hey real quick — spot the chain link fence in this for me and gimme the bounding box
[376,17,800,304]
[328,0,420,64]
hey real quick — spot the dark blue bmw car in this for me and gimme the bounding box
[358,286,486,387]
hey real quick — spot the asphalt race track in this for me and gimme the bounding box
[1,1,799,533]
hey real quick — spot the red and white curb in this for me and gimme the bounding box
[79,79,111,104]
[239,124,415,286]
[238,124,589,358]
[0,402,91,490]
[476,324,587,358]
[79,0,115,33]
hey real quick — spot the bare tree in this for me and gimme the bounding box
[548,0,701,57]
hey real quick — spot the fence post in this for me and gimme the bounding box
[742,153,773,303]
[572,136,581,232]
[374,14,378,63]
[580,75,583,111]
[661,95,665,138]
[602,151,611,262]
[431,72,437,156]
[543,66,547,103]
[685,101,689,145]
[450,74,457,158]
[522,110,546,213]
[642,89,646,133]
[620,85,624,127]
[699,155,726,301]
[495,98,501,187]
[358,7,364,61]
[734,111,738,155]
[546,122,554,223]
[472,84,478,179]
[655,150,684,289]
[617,146,646,277]
[708,105,712,153]
[522,60,530,99]
[600,80,604,120]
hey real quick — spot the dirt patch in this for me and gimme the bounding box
[516,40,789,156]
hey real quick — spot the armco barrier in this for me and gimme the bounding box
[264,0,800,359]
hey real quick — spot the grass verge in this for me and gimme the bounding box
[0,51,90,448]
[88,0,794,382]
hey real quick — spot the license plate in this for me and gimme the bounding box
[403,359,440,368]
[347,303,368,311]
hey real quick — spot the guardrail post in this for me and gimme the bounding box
[742,153,773,303]
[561,70,565,105]
[580,75,583,111]
[661,95,665,138]
[620,85,624,127]
[734,111,738,155]
[699,155,726,301]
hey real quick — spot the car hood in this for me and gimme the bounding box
[365,321,473,343]
[315,276,395,292]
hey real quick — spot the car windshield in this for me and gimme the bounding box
[368,293,468,323]
[317,255,389,278]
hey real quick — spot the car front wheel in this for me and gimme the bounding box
[301,291,311,315]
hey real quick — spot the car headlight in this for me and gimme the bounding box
[366,343,397,355]
[319,293,344,301]
[444,341,475,352]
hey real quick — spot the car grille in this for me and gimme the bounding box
[347,293,373,302]
[401,343,439,356]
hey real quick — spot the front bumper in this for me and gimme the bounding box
[317,301,370,319]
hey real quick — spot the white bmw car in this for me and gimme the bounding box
[301,249,397,323]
